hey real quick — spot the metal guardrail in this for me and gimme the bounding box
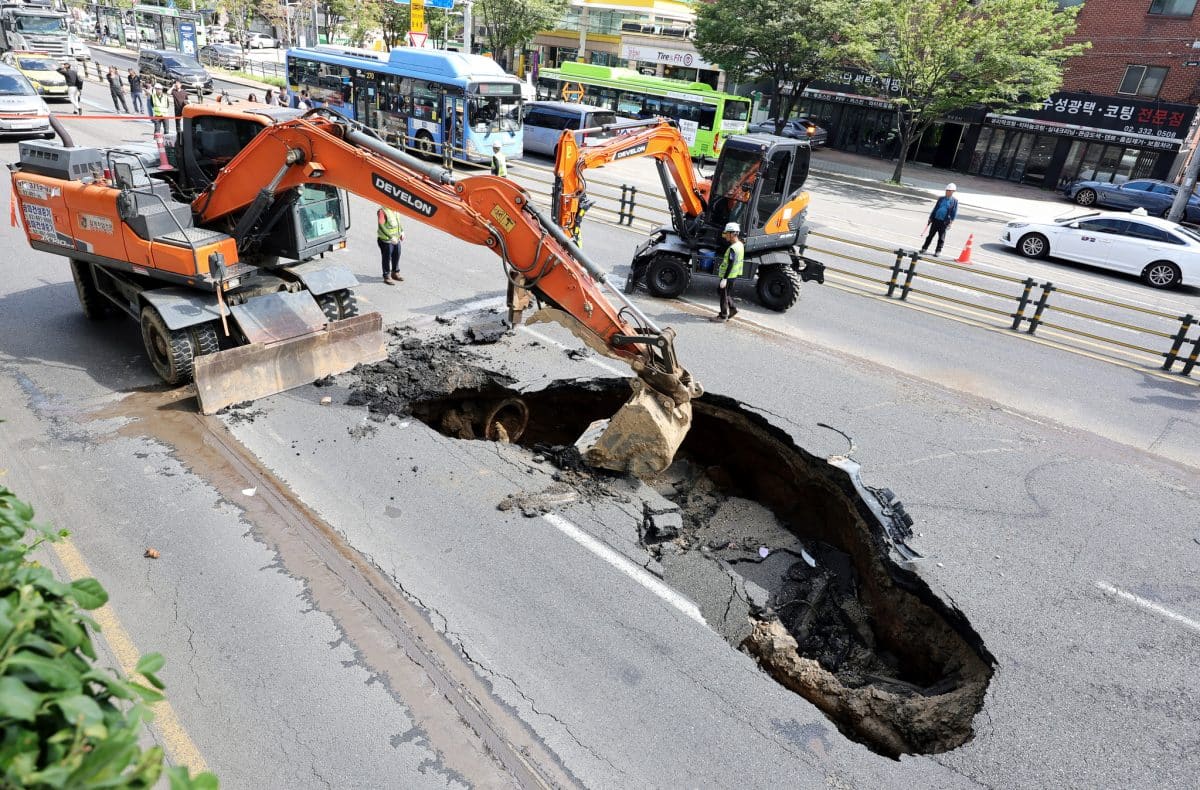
[503,159,1200,380]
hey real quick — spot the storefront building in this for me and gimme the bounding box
[790,71,1196,190]
[532,0,723,90]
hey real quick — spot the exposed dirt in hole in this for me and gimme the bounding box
[342,327,995,759]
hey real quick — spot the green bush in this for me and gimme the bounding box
[0,485,218,789]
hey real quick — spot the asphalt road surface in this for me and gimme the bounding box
[0,114,1196,788]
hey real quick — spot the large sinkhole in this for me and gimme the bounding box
[345,336,996,759]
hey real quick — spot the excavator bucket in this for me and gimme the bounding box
[193,312,387,415]
[576,379,693,478]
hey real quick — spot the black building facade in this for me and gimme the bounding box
[788,71,1196,190]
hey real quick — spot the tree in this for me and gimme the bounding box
[475,0,567,68]
[694,0,857,136]
[377,1,410,49]
[851,0,1088,183]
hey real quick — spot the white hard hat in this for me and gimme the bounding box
[723,222,740,234]
[946,183,957,191]
[492,141,501,149]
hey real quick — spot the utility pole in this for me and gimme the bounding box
[1168,123,1200,222]
[461,0,472,54]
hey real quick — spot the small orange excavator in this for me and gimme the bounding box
[10,106,700,475]
[552,119,824,312]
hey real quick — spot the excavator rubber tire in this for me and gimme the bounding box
[140,306,196,385]
[755,265,802,312]
[645,255,691,299]
[190,323,221,359]
[317,292,341,323]
[335,290,360,318]
[70,260,107,321]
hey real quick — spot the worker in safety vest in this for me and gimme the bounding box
[711,221,744,322]
[377,205,406,284]
[149,85,171,136]
[491,141,507,177]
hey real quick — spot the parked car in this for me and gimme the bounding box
[1001,209,1200,289]
[0,52,68,101]
[521,101,617,155]
[205,26,232,44]
[198,44,244,70]
[1062,177,1200,222]
[748,117,828,146]
[244,32,277,49]
[0,65,52,138]
[137,48,214,94]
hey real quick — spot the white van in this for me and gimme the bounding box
[521,101,618,156]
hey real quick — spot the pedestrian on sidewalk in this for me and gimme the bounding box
[297,90,312,111]
[920,183,959,257]
[149,84,170,135]
[247,92,258,103]
[170,81,188,135]
[264,88,274,105]
[106,66,129,113]
[128,69,144,114]
[59,61,82,115]
[377,205,405,284]
[710,222,744,322]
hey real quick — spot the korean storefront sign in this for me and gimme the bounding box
[1008,91,1195,145]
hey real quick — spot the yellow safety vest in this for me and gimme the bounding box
[491,152,507,177]
[377,208,403,241]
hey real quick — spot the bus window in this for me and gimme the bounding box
[695,103,716,131]
[378,77,409,113]
[412,82,440,121]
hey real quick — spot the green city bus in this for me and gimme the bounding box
[535,62,751,159]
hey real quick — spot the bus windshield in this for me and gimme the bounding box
[469,95,521,133]
[724,100,750,122]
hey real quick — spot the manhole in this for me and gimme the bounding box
[346,333,996,758]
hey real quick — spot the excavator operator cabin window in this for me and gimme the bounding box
[755,149,793,227]
[191,115,262,181]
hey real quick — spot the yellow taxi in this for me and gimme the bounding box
[0,51,68,101]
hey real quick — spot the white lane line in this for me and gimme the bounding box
[542,513,706,626]
[518,325,626,376]
[1095,581,1200,634]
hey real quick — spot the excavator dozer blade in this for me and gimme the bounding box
[577,380,692,477]
[193,312,387,415]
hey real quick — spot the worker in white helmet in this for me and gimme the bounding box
[711,221,744,322]
[920,183,958,257]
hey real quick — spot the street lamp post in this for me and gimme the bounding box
[462,0,472,54]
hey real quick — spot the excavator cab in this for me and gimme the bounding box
[628,133,822,312]
[698,135,810,250]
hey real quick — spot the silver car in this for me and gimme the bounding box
[0,65,52,138]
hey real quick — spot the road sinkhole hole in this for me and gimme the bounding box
[345,330,996,759]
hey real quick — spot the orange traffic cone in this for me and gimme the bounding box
[153,132,173,170]
[956,234,974,264]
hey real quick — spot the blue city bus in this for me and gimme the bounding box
[286,46,524,165]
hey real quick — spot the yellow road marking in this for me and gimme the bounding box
[49,538,209,775]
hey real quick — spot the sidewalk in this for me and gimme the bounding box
[809,147,1069,219]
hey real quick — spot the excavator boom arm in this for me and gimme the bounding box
[194,111,699,411]
[552,120,708,240]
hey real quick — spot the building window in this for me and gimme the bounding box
[1118,65,1168,96]
[1148,0,1197,15]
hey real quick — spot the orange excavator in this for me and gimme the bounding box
[10,106,700,475]
[552,119,824,312]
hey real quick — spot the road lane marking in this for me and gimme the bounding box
[1095,581,1200,635]
[49,538,209,775]
[518,326,627,376]
[542,514,706,626]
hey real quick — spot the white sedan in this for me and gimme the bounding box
[1000,210,1200,289]
[245,33,277,49]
